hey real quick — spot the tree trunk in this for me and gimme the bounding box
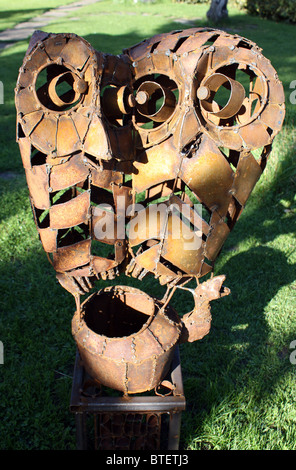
[207,0,229,23]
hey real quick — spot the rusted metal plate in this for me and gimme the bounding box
[173,107,201,151]
[260,103,285,131]
[56,115,81,156]
[91,256,118,274]
[72,110,91,143]
[38,227,58,252]
[41,35,68,61]
[127,207,167,248]
[180,135,234,216]
[15,87,39,116]
[59,35,91,70]
[239,120,272,149]
[161,217,204,275]
[176,30,217,55]
[50,190,90,229]
[232,152,262,206]
[205,220,230,261]
[133,138,179,192]
[91,168,123,190]
[53,238,91,272]
[20,110,44,137]
[49,153,89,191]
[112,184,133,215]
[25,164,50,210]
[30,114,58,155]
[26,41,52,68]
[127,244,177,280]
[18,137,32,169]
[56,272,90,296]
[83,114,111,159]
[91,205,117,244]
[169,195,210,236]
[180,275,229,343]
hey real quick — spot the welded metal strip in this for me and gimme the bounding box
[25,164,50,210]
[18,137,32,169]
[231,152,262,206]
[38,227,58,253]
[205,220,230,261]
[50,190,90,229]
[53,238,91,272]
[91,167,123,190]
[50,153,89,191]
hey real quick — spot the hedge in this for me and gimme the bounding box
[235,0,296,23]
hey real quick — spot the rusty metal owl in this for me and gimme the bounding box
[15,28,285,394]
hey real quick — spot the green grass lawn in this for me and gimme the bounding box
[0,0,295,450]
[0,0,76,33]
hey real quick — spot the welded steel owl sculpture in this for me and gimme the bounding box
[15,29,285,394]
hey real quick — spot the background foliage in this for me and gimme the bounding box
[234,0,296,23]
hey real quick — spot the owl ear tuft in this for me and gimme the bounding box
[26,30,50,56]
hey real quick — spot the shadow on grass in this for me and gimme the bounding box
[178,245,296,449]
[0,244,77,449]
[0,18,295,449]
[0,9,46,27]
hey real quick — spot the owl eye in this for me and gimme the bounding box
[195,55,285,152]
[197,72,245,120]
[36,64,87,112]
[133,74,179,130]
[135,80,176,123]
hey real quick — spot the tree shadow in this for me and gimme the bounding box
[176,244,295,449]
[0,9,46,24]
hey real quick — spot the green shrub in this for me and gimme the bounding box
[234,0,296,23]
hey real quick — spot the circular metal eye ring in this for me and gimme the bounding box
[198,72,245,120]
[136,80,176,123]
[48,71,82,108]
[195,50,285,151]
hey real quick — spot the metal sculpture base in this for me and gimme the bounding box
[70,347,186,450]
